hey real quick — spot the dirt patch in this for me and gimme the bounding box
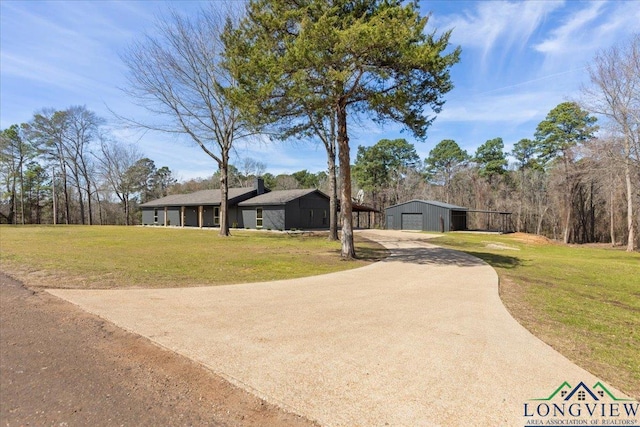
[511,232,553,245]
[0,272,317,427]
[484,242,520,251]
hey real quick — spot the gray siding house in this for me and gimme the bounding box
[140,187,259,228]
[140,179,331,231]
[238,189,330,230]
[385,200,468,232]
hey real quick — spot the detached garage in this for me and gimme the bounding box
[385,200,468,232]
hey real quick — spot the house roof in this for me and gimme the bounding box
[238,189,327,206]
[385,199,468,211]
[140,187,257,208]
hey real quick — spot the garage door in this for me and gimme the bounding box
[401,213,423,230]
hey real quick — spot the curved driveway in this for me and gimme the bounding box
[48,230,619,426]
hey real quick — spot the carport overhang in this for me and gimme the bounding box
[464,209,513,233]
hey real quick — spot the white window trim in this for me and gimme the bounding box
[256,207,263,228]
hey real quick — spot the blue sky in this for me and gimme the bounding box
[1,1,638,181]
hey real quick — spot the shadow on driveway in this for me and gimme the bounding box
[384,245,521,269]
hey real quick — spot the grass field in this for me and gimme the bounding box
[0,225,386,289]
[432,232,640,399]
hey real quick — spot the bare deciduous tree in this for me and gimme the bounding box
[120,4,252,236]
[582,34,640,251]
[96,138,143,225]
[62,106,103,225]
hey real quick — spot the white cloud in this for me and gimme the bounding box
[533,1,640,66]
[534,2,605,55]
[435,1,564,63]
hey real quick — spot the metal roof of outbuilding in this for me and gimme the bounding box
[385,200,468,211]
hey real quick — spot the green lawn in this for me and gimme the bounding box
[0,225,386,289]
[432,232,640,400]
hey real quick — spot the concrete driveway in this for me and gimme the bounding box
[48,230,624,426]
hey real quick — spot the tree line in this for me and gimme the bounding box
[0,106,176,226]
[355,33,640,252]
[3,98,637,252]
[352,102,638,250]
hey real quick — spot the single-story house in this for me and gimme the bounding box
[238,189,330,230]
[140,178,331,230]
[385,200,468,232]
[140,186,259,228]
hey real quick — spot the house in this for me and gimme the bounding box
[140,186,260,228]
[238,189,330,230]
[140,178,331,230]
[385,200,468,232]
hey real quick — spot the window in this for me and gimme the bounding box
[323,210,327,225]
[214,207,220,226]
[256,208,263,228]
[153,209,158,224]
[577,390,586,401]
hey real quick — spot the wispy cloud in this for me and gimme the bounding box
[435,1,564,64]
[533,1,640,66]
[534,2,605,56]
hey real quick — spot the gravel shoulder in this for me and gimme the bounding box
[0,272,316,427]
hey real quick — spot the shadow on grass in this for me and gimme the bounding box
[382,246,521,268]
[463,251,522,269]
[355,246,390,262]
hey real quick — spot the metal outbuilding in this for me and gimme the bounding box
[385,200,468,232]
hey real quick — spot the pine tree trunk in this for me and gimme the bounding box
[337,99,355,259]
[327,153,338,241]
